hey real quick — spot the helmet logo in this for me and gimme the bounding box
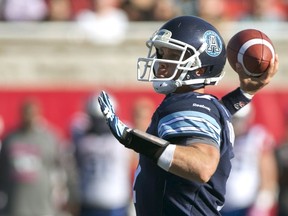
[203,30,222,57]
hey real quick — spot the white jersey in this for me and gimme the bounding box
[76,133,132,208]
[223,125,274,210]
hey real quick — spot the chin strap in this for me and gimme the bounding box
[152,73,224,95]
[153,80,179,94]
[182,70,225,86]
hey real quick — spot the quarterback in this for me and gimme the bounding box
[98,16,278,216]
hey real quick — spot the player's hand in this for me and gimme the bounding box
[98,91,129,144]
[236,54,278,95]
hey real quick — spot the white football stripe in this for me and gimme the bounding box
[237,38,275,76]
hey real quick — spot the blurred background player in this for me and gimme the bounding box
[0,99,70,216]
[275,111,288,216]
[131,97,156,132]
[220,103,278,216]
[129,97,156,215]
[70,93,134,216]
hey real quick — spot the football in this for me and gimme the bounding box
[227,29,275,77]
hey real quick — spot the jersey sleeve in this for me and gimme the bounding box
[157,97,222,148]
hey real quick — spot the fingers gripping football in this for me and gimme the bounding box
[237,54,278,95]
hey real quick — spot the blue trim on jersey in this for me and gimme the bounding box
[158,110,221,146]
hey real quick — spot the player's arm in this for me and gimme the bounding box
[221,55,278,115]
[126,130,219,183]
[98,91,219,182]
[169,142,220,183]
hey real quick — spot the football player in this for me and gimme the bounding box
[98,16,278,216]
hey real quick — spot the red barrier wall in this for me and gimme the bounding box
[0,87,286,145]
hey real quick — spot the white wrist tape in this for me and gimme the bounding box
[240,88,254,100]
[157,144,176,171]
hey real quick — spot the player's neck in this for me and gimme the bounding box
[174,86,205,94]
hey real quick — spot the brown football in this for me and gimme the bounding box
[227,29,275,77]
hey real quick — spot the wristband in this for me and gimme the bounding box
[221,87,252,115]
[157,144,176,171]
[124,129,170,162]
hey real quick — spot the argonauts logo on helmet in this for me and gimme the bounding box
[203,30,223,57]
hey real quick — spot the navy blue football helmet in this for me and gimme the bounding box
[137,16,227,94]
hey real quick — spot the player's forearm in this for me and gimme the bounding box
[169,144,220,183]
[120,129,220,183]
[124,129,219,181]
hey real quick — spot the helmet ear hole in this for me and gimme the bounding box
[184,70,196,80]
[184,67,206,80]
[196,68,205,76]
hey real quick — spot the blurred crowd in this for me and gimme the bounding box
[0,0,286,45]
[0,0,287,22]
